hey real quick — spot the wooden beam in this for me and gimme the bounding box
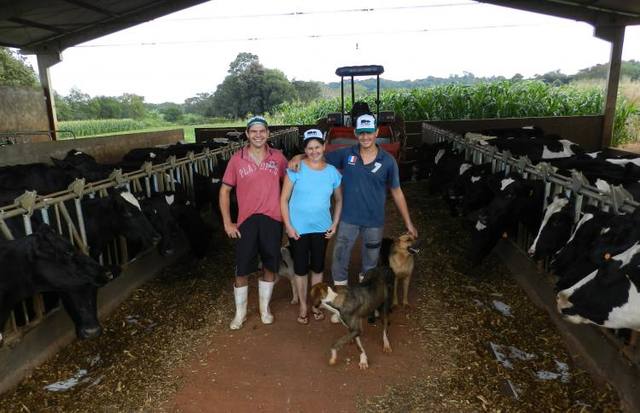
[476,1,640,26]
[597,24,625,148]
[36,52,61,141]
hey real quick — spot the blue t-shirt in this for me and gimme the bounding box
[325,145,400,227]
[287,162,342,235]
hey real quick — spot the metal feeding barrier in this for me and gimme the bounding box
[422,122,640,365]
[0,127,299,344]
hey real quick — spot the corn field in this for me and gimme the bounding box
[58,118,149,138]
[275,80,639,146]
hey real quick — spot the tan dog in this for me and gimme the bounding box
[310,267,393,369]
[389,233,419,307]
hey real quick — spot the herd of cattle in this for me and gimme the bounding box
[422,127,640,332]
[2,127,639,349]
[0,140,243,345]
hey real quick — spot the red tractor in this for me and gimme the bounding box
[321,65,405,161]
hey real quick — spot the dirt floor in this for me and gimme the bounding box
[0,180,624,412]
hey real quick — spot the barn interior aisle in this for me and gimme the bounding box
[0,180,621,412]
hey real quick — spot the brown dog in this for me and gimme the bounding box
[389,233,419,307]
[310,266,393,369]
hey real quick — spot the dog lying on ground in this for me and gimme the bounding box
[389,233,420,307]
[310,266,394,369]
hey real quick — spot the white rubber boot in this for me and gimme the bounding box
[259,279,275,324]
[229,285,248,330]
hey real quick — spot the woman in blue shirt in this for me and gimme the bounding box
[280,129,342,324]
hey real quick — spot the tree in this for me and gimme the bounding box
[534,70,570,85]
[0,47,38,87]
[119,93,146,119]
[228,52,259,76]
[160,104,183,122]
[211,53,295,118]
[184,92,215,116]
[292,80,321,102]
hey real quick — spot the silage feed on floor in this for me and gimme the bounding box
[0,180,622,412]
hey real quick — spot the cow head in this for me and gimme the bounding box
[557,245,640,330]
[139,193,180,256]
[111,189,161,250]
[30,225,113,339]
[528,195,573,260]
[31,225,114,287]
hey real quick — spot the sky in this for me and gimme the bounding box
[24,0,640,104]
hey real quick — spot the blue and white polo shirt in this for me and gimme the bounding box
[325,145,400,227]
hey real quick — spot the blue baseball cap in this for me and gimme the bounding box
[247,116,268,129]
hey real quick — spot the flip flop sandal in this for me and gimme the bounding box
[297,315,309,325]
[312,309,325,321]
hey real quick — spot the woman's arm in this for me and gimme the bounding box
[326,186,343,239]
[280,175,300,240]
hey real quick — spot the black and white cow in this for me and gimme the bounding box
[557,242,640,330]
[528,195,573,260]
[78,189,160,259]
[0,225,115,344]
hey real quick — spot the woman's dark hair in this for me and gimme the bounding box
[303,137,325,148]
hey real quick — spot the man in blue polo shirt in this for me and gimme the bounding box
[289,114,417,298]
[325,114,417,290]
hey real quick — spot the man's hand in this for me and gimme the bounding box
[287,154,304,172]
[224,222,241,239]
[406,223,418,238]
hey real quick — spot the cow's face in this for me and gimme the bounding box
[60,287,102,339]
[112,190,161,249]
[140,195,179,256]
[528,196,571,259]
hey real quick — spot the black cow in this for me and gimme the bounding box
[551,206,613,279]
[169,198,212,259]
[76,189,160,260]
[467,174,543,266]
[445,162,494,217]
[0,225,115,344]
[0,163,76,195]
[138,193,181,256]
[51,149,117,182]
[468,174,524,265]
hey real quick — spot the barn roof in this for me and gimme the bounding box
[0,1,637,56]
[0,0,209,54]
[476,1,640,27]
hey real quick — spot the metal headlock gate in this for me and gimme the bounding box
[421,122,640,366]
[0,127,299,345]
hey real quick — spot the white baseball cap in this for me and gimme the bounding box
[303,129,324,141]
[355,114,376,134]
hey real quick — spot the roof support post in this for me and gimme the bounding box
[36,52,61,141]
[594,25,625,149]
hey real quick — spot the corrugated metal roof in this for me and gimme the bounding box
[0,0,210,54]
[0,0,637,56]
[477,0,640,26]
